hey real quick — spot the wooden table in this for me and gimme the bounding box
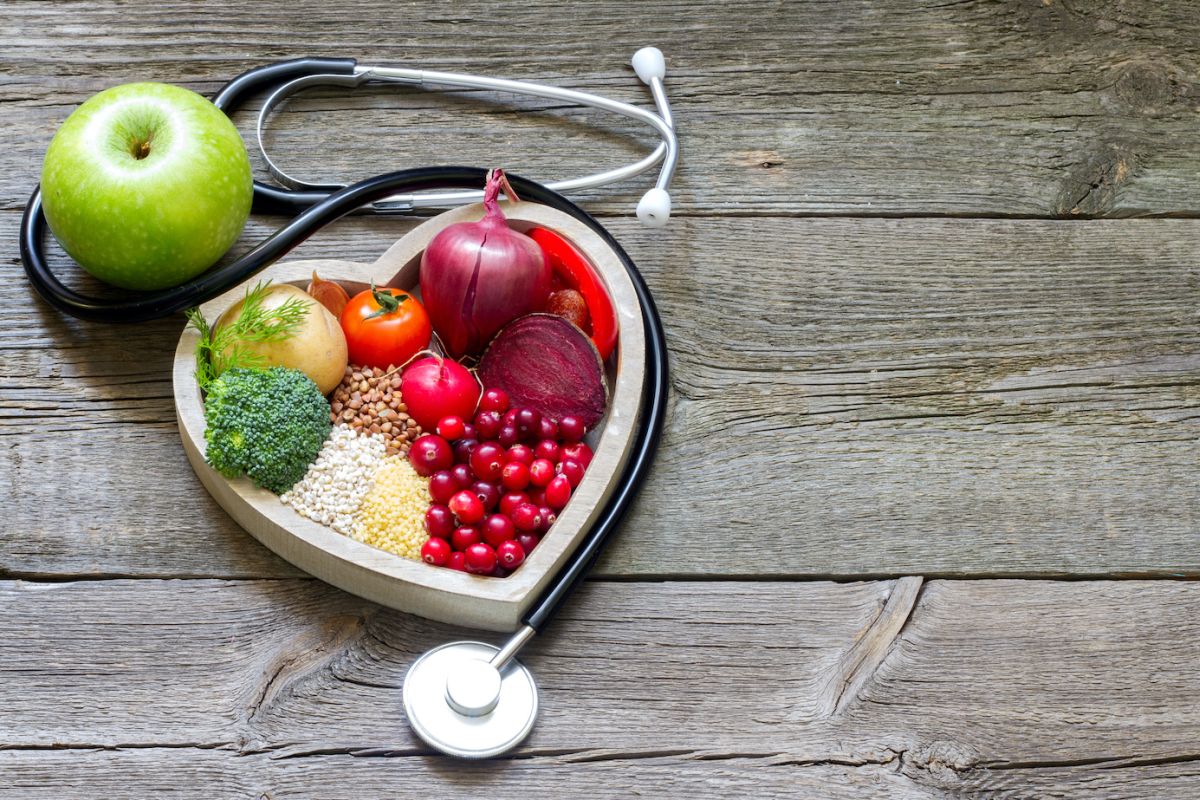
[3,2,1198,797]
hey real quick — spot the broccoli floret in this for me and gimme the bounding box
[203,366,331,494]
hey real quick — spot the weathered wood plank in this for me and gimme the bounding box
[0,578,894,750]
[2,0,1199,217]
[0,750,943,800]
[2,578,1200,799]
[6,745,1199,800]
[3,214,1196,579]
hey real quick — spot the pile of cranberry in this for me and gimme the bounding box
[407,387,593,577]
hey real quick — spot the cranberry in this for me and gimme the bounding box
[460,423,477,441]
[512,502,542,532]
[500,461,530,491]
[425,504,455,538]
[500,492,529,517]
[545,474,572,509]
[516,408,542,440]
[537,506,557,533]
[505,444,534,465]
[534,439,560,462]
[498,424,520,447]
[452,438,479,464]
[450,463,474,488]
[556,458,585,488]
[558,416,586,443]
[502,408,520,427]
[450,525,481,551]
[560,441,593,468]
[447,551,467,572]
[491,564,511,579]
[408,434,453,476]
[496,539,525,569]
[526,486,547,507]
[529,458,555,487]
[482,513,516,548]
[449,490,485,524]
[480,388,510,413]
[472,480,500,512]
[516,532,540,554]
[470,442,505,482]
[474,410,502,440]
[428,470,457,504]
[421,537,451,566]
[437,415,466,441]
[538,416,559,440]
[464,542,497,574]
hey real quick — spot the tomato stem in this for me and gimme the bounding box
[363,282,408,320]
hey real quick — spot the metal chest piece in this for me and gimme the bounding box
[402,641,538,758]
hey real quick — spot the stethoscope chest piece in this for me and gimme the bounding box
[403,641,538,758]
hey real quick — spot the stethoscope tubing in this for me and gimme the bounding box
[211,56,677,218]
[21,164,670,636]
[254,64,678,210]
[507,180,669,631]
[21,168,507,321]
[22,53,680,320]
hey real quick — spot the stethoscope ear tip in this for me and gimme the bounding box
[636,187,671,227]
[632,47,666,84]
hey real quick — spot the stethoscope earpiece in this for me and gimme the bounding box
[637,187,672,227]
[632,46,667,83]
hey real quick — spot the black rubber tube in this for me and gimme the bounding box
[23,168,500,322]
[211,57,358,112]
[20,163,670,635]
[511,183,670,631]
[210,57,360,215]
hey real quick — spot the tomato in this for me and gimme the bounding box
[340,284,432,369]
[528,227,618,361]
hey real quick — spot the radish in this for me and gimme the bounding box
[400,356,481,432]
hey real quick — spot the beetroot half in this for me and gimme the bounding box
[478,314,609,430]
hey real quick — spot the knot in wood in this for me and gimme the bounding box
[1112,61,1192,116]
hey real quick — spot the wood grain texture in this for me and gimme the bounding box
[3,578,1200,798]
[0,578,893,751]
[3,214,1196,579]
[1,0,1199,217]
[0,750,945,800]
[3,3,1199,796]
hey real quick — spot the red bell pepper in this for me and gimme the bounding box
[528,227,619,361]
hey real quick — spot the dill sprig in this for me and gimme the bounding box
[185,281,309,392]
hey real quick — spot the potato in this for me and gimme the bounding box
[215,283,347,394]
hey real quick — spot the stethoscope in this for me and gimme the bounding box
[19,51,675,758]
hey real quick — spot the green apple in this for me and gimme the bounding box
[40,82,252,291]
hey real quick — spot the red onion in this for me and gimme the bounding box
[419,169,551,357]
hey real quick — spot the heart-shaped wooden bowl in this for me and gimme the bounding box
[173,202,645,631]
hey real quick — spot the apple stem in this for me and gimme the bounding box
[131,134,153,160]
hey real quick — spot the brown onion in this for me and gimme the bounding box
[306,270,349,318]
[419,169,551,357]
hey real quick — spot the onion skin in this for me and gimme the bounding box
[306,271,349,318]
[420,169,551,357]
